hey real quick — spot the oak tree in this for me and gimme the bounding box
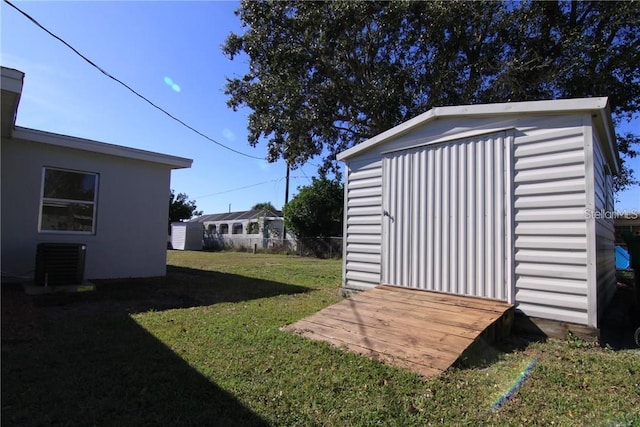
[224,0,639,190]
[169,190,202,224]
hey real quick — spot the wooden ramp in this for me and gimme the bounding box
[283,285,513,378]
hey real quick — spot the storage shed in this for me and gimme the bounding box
[337,98,620,329]
[170,221,203,251]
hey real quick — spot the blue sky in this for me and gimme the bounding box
[2,1,638,213]
[1,0,319,214]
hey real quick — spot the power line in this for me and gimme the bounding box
[3,0,264,160]
[300,166,313,183]
[194,181,275,199]
[194,175,307,199]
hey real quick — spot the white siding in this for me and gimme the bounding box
[513,128,590,325]
[378,114,584,155]
[171,222,203,251]
[171,224,187,250]
[591,132,617,325]
[343,157,383,290]
[340,104,618,329]
[382,132,511,301]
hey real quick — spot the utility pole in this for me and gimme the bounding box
[282,162,290,243]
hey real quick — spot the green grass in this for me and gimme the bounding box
[2,251,639,426]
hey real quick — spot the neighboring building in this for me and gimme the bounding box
[1,66,192,281]
[188,209,293,249]
[337,98,619,329]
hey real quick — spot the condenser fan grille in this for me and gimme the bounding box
[34,243,86,287]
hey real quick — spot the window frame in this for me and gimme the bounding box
[232,222,244,235]
[38,167,99,235]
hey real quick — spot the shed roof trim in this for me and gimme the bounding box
[337,98,616,168]
[12,126,192,169]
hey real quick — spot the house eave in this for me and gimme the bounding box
[1,67,24,137]
[11,126,193,169]
[0,67,24,94]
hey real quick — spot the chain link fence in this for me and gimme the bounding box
[203,236,343,259]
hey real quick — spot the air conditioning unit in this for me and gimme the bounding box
[34,243,86,287]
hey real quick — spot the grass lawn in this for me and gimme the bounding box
[2,251,639,426]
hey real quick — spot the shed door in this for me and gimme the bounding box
[381,132,512,302]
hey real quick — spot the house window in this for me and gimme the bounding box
[232,223,243,234]
[219,224,229,234]
[247,222,260,234]
[208,224,217,235]
[39,167,98,234]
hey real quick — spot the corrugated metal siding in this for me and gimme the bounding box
[382,132,511,301]
[343,158,383,289]
[171,224,187,250]
[513,128,590,325]
[592,132,616,325]
[378,114,585,156]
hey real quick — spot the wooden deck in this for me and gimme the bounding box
[283,285,513,378]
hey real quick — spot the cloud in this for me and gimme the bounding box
[222,128,236,141]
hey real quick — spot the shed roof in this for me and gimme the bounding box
[337,97,620,174]
[192,209,283,223]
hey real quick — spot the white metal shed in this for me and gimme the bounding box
[170,221,203,251]
[337,98,620,329]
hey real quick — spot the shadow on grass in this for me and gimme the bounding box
[1,265,311,426]
[599,282,639,350]
[26,265,312,315]
[458,282,640,371]
[455,315,548,371]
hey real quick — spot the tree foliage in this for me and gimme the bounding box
[224,0,640,190]
[282,178,343,239]
[169,190,203,223]
[251,201,278,212]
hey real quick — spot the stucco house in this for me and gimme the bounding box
[1,66,192,283]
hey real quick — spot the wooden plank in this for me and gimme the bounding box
[290,325,444,378]
[284,285,513,378]
[375,285,512,311]
[307,301,481,342]
[314,301,487,344]
[297,311,473,361]
[375,285,512,312]
[289,319,454,372]
[334,296,504,335]
[348,292,504,326]
[350,288,503,317]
